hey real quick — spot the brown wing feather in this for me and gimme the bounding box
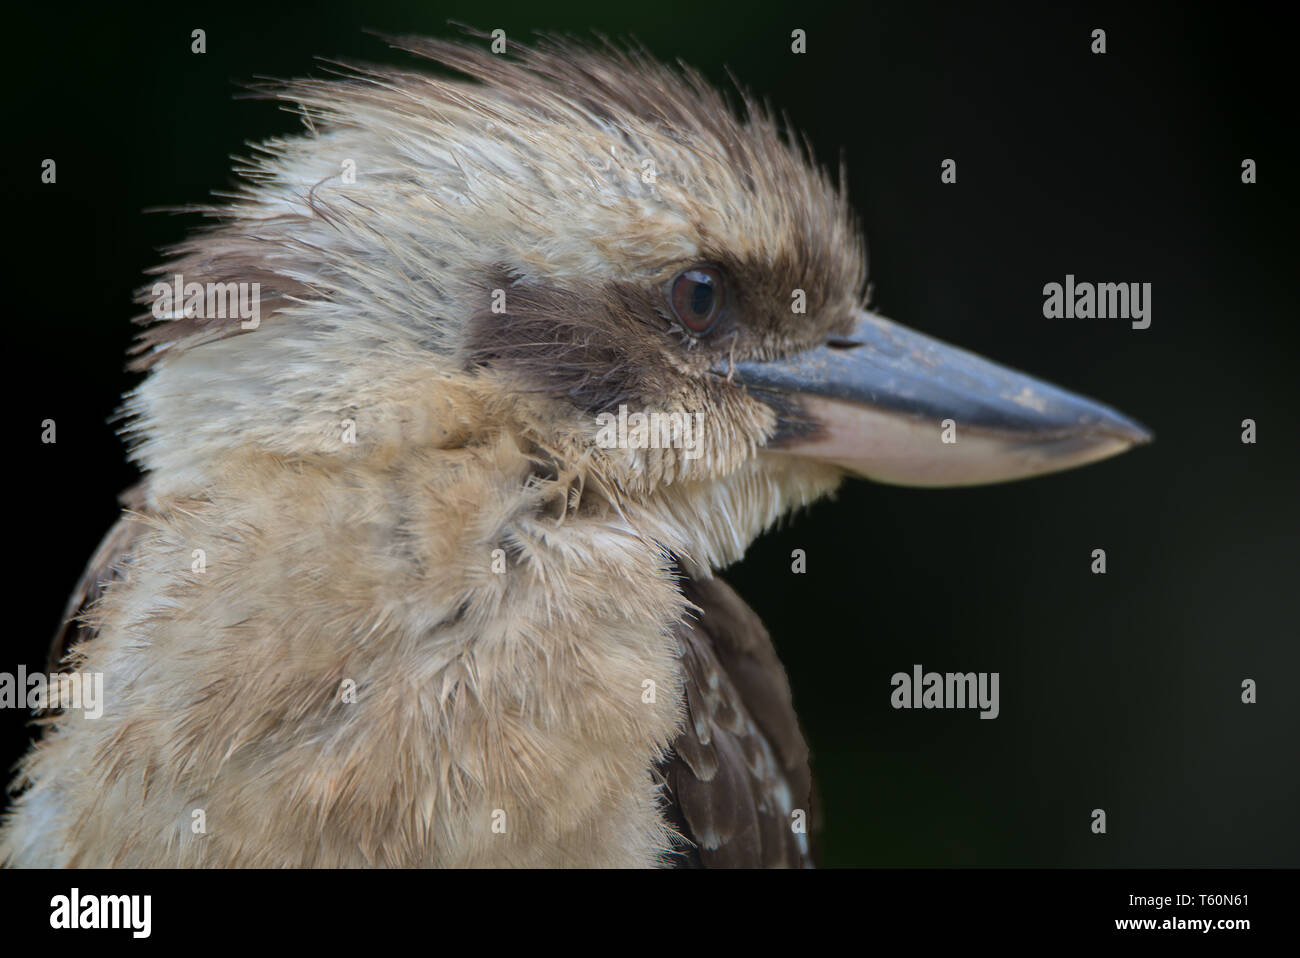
[47,483,150,673]
[659,572,817,867]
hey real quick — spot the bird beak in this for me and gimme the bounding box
[722,309,1152,486]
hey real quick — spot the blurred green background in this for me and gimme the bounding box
[6,0,1297,866]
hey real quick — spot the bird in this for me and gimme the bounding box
[1,34,1150,867]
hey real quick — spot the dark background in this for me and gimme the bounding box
[6,0,1297,866]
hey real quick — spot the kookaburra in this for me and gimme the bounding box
[2,36,1149,867]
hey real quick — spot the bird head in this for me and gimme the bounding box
[127,35,1150,575]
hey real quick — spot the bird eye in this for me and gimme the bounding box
[669,266,724,335]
